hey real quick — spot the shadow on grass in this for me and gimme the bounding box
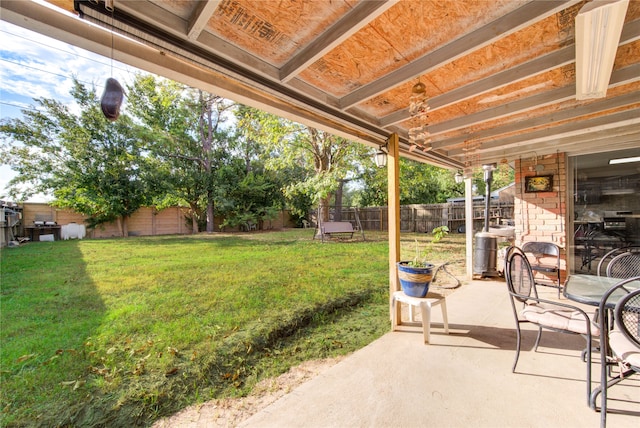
[0,240,106,426]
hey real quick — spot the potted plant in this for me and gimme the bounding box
[397,239,435,298]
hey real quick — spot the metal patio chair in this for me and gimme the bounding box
[505,250,599,405]
[522,241,562,298]
[606,251,640,279]
[597,277,640,428]
[598,246,640,277]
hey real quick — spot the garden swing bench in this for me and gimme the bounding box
[314,208,365,242]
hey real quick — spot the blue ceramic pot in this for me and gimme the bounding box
[397,261,435,297]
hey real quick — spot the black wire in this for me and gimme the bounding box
[0,100,44,114]
[0,58,98,88]
[0,28,131,75]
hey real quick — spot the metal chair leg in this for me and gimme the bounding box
[533,327,542,352]
[512,324,522,373]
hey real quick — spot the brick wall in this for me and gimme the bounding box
[514,152,568,282]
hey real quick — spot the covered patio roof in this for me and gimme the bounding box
[2,0,639,170]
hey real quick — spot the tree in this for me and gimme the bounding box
[236,107,373,222]
[357,158,516,207]
[357,158,470,206]
[216,164,284,231]
[126,74,235,233]
[214,106,288,229]
[0,78,159,236]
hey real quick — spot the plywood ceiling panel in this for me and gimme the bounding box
[299,0,527,97]
[351,6,579,119]
[615,39,640,68]
[207,0,355,67]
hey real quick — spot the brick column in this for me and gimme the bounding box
[514,153,568,282]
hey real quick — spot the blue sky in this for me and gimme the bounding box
[0,17,140,201]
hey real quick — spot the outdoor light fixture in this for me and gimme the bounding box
[375,141,388,168]
[454,171,464,183]
[575,0,629,100]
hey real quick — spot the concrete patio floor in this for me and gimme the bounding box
[240,279,639,428]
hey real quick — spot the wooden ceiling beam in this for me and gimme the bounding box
[478,127,640,163]
[338,0,582,109]
[112,0,188,37]
[436,91,640,151]
[445,108,640,157]
[279,0,397,83]
[187,0,221,40]
[429,63,640,136]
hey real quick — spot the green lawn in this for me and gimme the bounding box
[0,229,465,427]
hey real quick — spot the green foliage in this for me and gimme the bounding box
[470,163,514,196]
[432,225,450,243]
[233,107,373,216]
[349,155,387,207]
[356,160,515,208]
[357,158,469,207]
[399,160,442,204]
[217,168,284,230]
[0,79,160,233]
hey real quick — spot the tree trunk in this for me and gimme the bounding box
[319,195,331,223]
[189,203,199,234]
[206,196,215,233]
[334,180,344,221]
[315,195,332,239]
[117,215,129,237]
[200,91,216,233]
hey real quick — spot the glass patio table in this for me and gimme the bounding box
[563,274,640,308]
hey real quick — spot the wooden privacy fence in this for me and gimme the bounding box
[314,202,514,234]
[4,203,296,243]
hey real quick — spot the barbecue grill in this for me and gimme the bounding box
[603,210,632,231]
